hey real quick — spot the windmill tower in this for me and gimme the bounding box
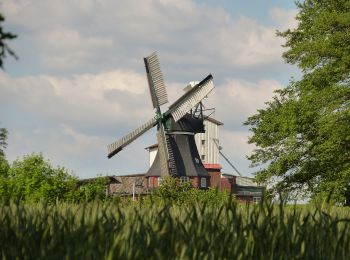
[107,52,214,188]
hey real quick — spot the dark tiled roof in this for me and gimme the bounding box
[144,143,158,150]
[78,175,120,184]
[110,175,148,195]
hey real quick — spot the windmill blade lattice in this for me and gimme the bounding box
[107,117,157,158]
[157,125,171,176]
[144,52,168,109]
[167,74,214,122]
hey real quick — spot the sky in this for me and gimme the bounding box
[0,0,300,178]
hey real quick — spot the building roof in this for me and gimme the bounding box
[78,175,120,184]
[205,116,224,126]
[112,174,148,195]
[203,163,222,170]
[114,173,146,177]
[144,143,158,150]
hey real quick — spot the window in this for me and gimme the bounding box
[253,197,261,204]
[157,177,162,186]
[201,177,207,188]
[201,140,205,145]
[180,176,189,183]
[201,154,205,161]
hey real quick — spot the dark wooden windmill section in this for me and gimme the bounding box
[146,114,210,189]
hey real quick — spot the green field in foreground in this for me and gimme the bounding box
[1,200,350,259]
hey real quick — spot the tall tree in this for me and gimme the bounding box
[0,13,17,68]
[245,0,350,201]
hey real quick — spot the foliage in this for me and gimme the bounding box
[1,200,350,259]
[0,127,10,199]
[0,157,10,199]
[5,154,78,202]
[244,0,350,202]
[0,13,17,68]
[75,176,108,202]
[150,176,233,205]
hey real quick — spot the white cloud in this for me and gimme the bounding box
[210,17,283,67]
[0,70,154,132]
[207,78,280,129]
[39,28,114,70]
[269,7,298,31]
[3,0,296,73]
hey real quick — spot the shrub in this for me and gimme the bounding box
[5,154,77,202]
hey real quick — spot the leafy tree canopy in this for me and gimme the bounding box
[76,176,108,202]
[5,154,78,202]
[150,176,232,205]
[245,0,350,202]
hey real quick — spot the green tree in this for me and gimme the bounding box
[0,127,9,199]
[76,176,108,202]
[0,13,17,68]
[245,0,350,202]
[150,176,233,205]
[6,154,78,202]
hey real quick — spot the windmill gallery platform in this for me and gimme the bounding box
[94,52,264,203]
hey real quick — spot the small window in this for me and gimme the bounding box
[158,177,162,186]
[201,154,205,161]
[201,177,207,188]
[180,176,189,183]
[201,140,205,145]
[253,197,261,204]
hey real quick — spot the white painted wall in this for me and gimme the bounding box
[149,147,158,167]
[194,119,220,164]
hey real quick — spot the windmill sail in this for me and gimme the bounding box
[157,125,171,176]
[107,117,157,158]
[144,52,168,108]
[166,74,214,122]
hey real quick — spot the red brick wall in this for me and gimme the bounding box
[208,171,221,187]
[146,176,210,189]
[236,196,253,204]
[207,170,234,192]
[219,178,233,192]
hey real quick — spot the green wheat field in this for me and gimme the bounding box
[1,199,350,259]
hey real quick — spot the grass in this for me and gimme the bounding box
[1,199,350,259]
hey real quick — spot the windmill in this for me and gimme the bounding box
[107,52,214,180]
